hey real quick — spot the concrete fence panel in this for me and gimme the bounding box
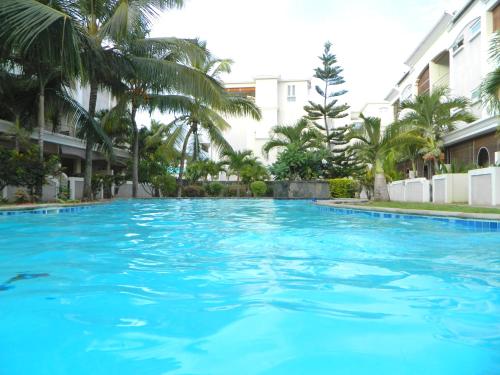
[388,180,405,201]
[468,167,500,206]
[432,173,468,204]
[404,178,431,203]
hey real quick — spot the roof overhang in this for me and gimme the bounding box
[384,88,400,102]
[443,116,499,146]
[404,12,453,68]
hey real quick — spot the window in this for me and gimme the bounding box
[471,87,481,103]
[401,85,413,101]
[287,85,296,102]
[468,18,480,40]
[452,35,464,54]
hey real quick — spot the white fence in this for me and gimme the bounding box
[468,167,500,206]
[116,181,154,198]
[388,178,431,203]
[1,177,59,203]
[432,173,468,204]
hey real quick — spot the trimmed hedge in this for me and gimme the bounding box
[250,181,267,197]
[328,178,356,198]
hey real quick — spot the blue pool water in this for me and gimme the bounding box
[0,199,499,374]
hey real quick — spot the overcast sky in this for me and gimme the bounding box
[149,0,466,112]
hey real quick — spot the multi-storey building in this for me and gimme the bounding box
[385,0,500,177]
[211,76,311,166]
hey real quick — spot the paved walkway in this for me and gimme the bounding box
[315,200,500,221]
[0,201,106,211]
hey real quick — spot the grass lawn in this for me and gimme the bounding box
[366,201,500,215]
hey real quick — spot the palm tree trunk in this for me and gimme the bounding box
[36,80,45,201]
[131,106,139,198]
[83,80,98,201]
[14,116,20,152]
[433,158,440,177]
[373,160,389,201]
[236,173,241,197]
[177,126,194,198]
[37,82,45,161]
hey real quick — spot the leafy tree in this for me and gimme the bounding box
[399,87,475,175]
[0,147,19,191]
[304,41,349,148]
[269,145,329,181]
[13,147,60,202]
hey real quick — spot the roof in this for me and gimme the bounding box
[404,12,453,68]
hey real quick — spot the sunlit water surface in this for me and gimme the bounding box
[0,199,499,374]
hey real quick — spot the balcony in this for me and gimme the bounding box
[432,73,450,91]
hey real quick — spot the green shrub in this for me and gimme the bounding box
[206,182,224,197]
[182,185,206,197]
[153,174,177,197]
[250,181,267,197]
[224,184,248,197]
[328,178,356,198]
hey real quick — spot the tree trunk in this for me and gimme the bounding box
[373,173,390,201]
[83,80,98,201]
[236,173,240,197]
[38,83,45,161]
[35,81,45,201]
[177,126,194,198]
[373,160,389,201]
[14,116,20,152]
[433,158,440,177]
[131,106,139,198]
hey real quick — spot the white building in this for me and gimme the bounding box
[384,0,499,173]
[211,76,311,165]
[351,102,394,130]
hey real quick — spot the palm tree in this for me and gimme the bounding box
[107,34,229,198]
[221,150,254,197]
[0,0,83,162]
[349,115,413,201]
[399,87,475,176]
[480,31,500,115]
[70,0,185,200]
[169,46,261,197]
[263,118,324,157]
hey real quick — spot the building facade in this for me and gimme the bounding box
[212,76,311,166]
[385,0,500,175]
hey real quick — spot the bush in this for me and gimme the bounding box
[153,174,177,197]
[250,181,267,197]
[206,182,224,197]
[224,184,248,197]
[328,178,356,198]
[182,185,206,197]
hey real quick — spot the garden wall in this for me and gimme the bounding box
[115,181,154,198]
[468,167,500,206]
[1,178,59,203]
[273,181,330,199]
[432,174,468,204]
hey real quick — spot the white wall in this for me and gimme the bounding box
[212,76,311,172]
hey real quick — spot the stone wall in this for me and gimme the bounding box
[273,181,331,199]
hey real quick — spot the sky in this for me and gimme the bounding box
[149,0,466,112]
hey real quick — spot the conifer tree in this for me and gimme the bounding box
[304,42,361,178]
[304,41,350,148]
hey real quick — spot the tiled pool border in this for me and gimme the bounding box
[0,205,92,216]
[315,204,500,232]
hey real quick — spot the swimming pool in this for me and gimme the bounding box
[0,199,499,374]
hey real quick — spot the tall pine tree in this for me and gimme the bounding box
[304,41,362,178]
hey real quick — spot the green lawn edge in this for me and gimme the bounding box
[366,201,500,215]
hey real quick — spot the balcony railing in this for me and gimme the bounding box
[432,73,449,90]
